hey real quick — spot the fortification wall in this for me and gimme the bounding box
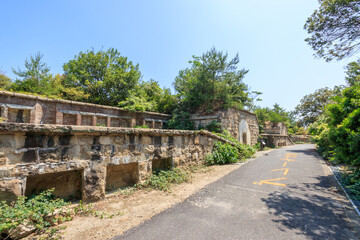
[190,108,259,146]
[261,134,294,147]
[0,91,170,128]
[0,123,230,203]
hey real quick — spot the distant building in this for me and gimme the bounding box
[190,108,259,146]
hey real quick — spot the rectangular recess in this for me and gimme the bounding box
[106,163,138,191]
[152,158,173,172]
[25,170,82,201]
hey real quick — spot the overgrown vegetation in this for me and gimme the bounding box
[205,130,256,165]
[254,104,305,135]
[137,168,191,192]
[0,189,122,239]
[166,47,261,130]
[0,189,69,239]
[307,62,360,198]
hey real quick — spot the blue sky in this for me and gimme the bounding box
[0,0,356,110]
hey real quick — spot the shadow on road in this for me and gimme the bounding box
[261,175,356,239]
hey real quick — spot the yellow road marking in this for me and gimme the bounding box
[281,158,295,162]
[253,178,287,187]
[272,168,289,175]
[283,162,288,167]
[285,153,298,158]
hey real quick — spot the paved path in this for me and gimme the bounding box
[114,144,360,240]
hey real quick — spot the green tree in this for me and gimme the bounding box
[0,72,11,90]
[304,0,360,61]
[345,59,360,86]
[253,104,308,134]
[295,87,342,127]
[119,79,177,113]
[63,48,141,106]
[174,47,254,113]
[12,52,57,95]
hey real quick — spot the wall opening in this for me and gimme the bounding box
[152,158,173,172]
[63,113,76,125]
[81,115,93,126]
[25,170,82,201]
[96,116,107,126]
[242,132,247,145]
[120,119,130,128]
[145,120,153,128]
[106,163,138,191]
[8,108,30,123]
[110,118,121,127]
[154,121,162,129]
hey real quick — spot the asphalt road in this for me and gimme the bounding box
[113,144,360,240]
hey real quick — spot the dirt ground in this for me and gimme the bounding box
[32,150,271,240]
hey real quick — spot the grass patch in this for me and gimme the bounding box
[137,168,191,192]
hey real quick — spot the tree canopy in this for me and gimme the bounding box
[0,73,11,90]
[62,48,141,106]
[11,52,59,95]
[295,87,342,127]
[304,0,360,61]
[174,48,256,113]
[119,79,177,113]
[345,58,360,86]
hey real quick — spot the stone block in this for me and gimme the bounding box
[82,167,106,203]
[99,136,111,145]
[0,178,23,202]
[0,134,17,148]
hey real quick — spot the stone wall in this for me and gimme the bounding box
[262,121,288,135]
[0,123,232,203]
[190,108,259,146]
[289,135,312,143]
[261,134,294,147]
[0,91,170,128]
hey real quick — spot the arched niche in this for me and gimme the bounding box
[239,119,251,145]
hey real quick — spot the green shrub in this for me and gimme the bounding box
[137,168,191,192]
[134,125,149,129]
[205,121,222,133]
[341,168,360,200]
[205,141,240,165]
[0,188,69,237]
[206,130,256,165]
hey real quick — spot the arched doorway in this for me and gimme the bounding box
[239,119,251,145]
[242,132,247,145]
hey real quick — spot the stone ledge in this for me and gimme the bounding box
[0,123,235,144]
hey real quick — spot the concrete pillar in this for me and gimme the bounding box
[92,116,97,126]
[0,107,8,122]
[55,111,63,125]
[76,114,82,126]
[106,117,111,127]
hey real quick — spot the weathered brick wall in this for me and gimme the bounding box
[0,123,232,203]
[0,91,170,128]
[190,108,259,146]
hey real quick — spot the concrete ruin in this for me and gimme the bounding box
[260,121,293,147]
[190,108,259,146]
[0,92,259,203]
[0,124,234,203]
[0,91,170,128]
